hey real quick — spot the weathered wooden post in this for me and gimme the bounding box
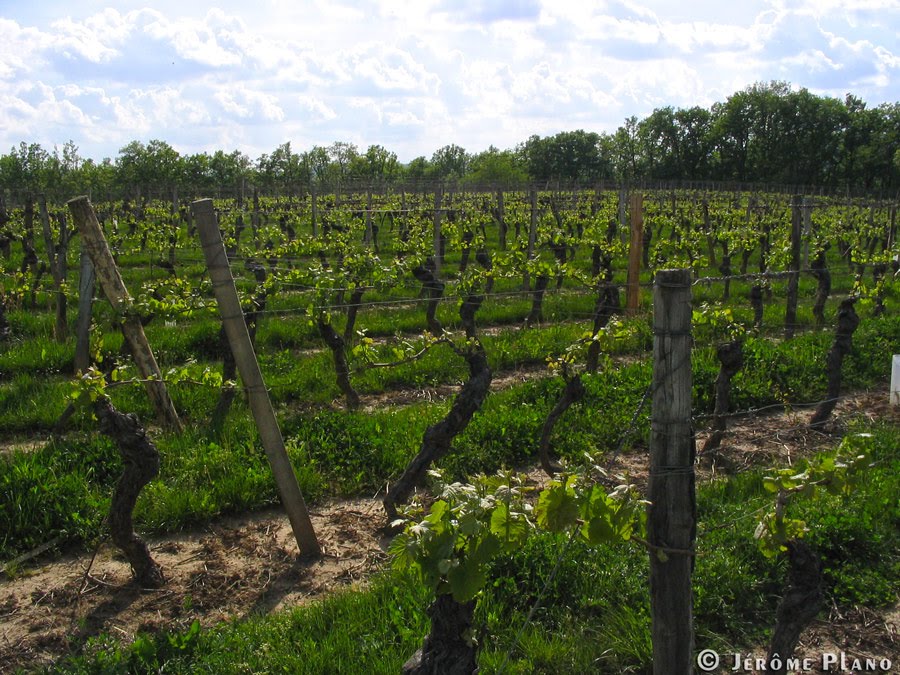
[39,196,69,342]
[73,248,95,374]
[311,187,318,238]
[618,185,628,245]
[68,196,183,432]
[192,198,321,558]
[433,187,443,277]
[525,189,538,291]
[785,195,802,339]
[365,189,374,247]
[496,189,507,250]
[801,196,812,268]
[648,268,695,675]
[626,192,643,313]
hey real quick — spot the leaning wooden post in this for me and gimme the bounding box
[67,196,183,432]
[626,192,644,313]
[73,247,95,374]
[785,195,802,339]
[648,268,695,675]
[192,198,321,558]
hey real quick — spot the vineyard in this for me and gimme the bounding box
[1,184,899,673]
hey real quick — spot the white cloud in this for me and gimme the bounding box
[0,19,53,78]
[140,9,245,67]
[0,1,895,162]
[297,95,337,122]
[349,44,441,94]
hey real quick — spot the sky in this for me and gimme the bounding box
[0,0,898,164]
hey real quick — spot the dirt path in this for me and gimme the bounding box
[1,388,897,672]
[0,497,390,672]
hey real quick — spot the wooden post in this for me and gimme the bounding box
[74,247,95,374]
[496,189,507,250]
[648,268,695,675]
[626,193,643,312]
[67,196,183,432]
[365,189,374,246]
[801,196,812,268]
[311,188,318,238]
[785,195,802,339]
[39,197,69,342]
[433,187,443,277]
[252,187,261,242]
[525,189,538,291]
[192,198,321,558]
[169,187,179,268]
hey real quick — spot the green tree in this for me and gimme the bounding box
[607,116,643,181]
[116,139,182,197]
[0,142,51,194]
[327,141,359,185]
[348,144,401,183]
[464,145,528,185]
[520,130,608,184]
[403,156,431,186]
[428,144,469,180]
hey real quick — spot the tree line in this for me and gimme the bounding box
[1,81,897,202]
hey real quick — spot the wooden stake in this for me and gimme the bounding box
[433,187,442,277]
[39,196,69,342]
[785,195,802,339]
[525,189,538,291]
[648,268,695,675]
[67,196,182,432]
[74,247,95,374]
[365,189,374,246]
[192,198,321,558]
[311,188,318,238]
[626,193,643,312]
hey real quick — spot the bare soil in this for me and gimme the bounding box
[1,388,897,673]
[0,498,390,673]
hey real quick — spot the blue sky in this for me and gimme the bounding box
[1,0,897,163]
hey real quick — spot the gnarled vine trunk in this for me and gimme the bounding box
[750,284,764,327]
[0,295,9,341]
[413,259,445,335]
[538,374,585,476]
[383,295,491,521]
[94,396,164,588]
[810,297,859,429]
[810,250,831,326]
[585,279,620,374]
[318,319,360,410]
[403,594,477,675]
[701,340,743,459]
[525,273,549,325]
[766,540,823,675]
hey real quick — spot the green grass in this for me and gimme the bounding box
[46,421,899,674]
[2,314,898,562]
